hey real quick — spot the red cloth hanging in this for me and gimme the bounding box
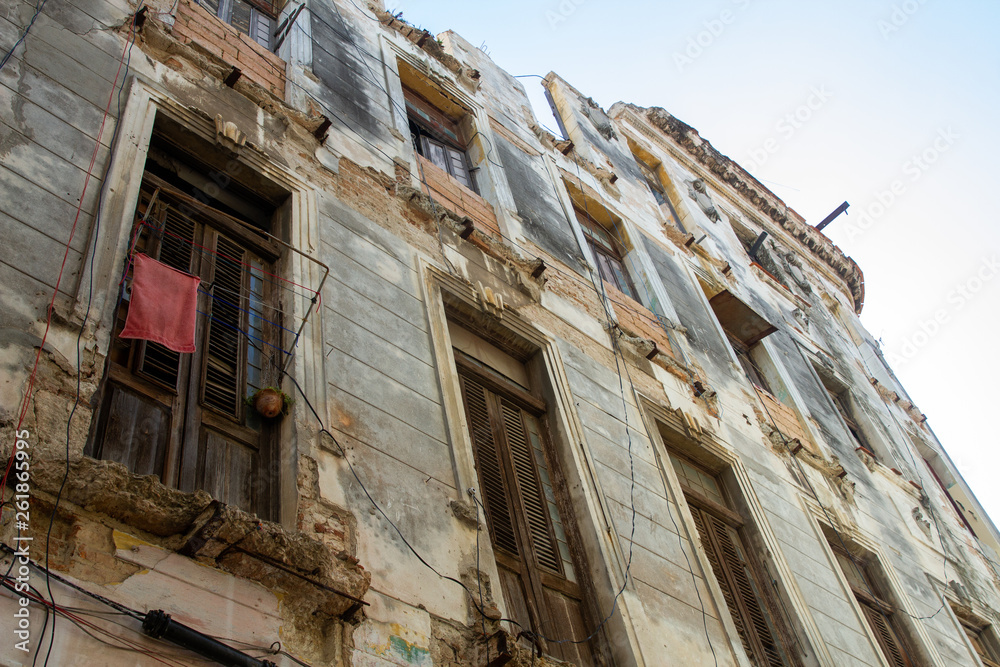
[119,253,201,353]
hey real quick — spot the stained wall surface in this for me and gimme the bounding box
[0,1,997,666]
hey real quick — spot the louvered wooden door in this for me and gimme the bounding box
[91,176,279,521]
[688,500,790,667]
[459,374,597,666]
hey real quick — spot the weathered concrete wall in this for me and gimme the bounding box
[0,0,998,666]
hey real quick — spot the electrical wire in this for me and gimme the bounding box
[25,8,142,666]
[1,0,656,660]
[0,0,50,71]
[739,348,947,632]
[850,336,966,607]
[0,572,185,666]
[2,547,302,666]
[257,4,679,336]
[282,7,714,652]
[282,372,518,626]
[470,488,489,664]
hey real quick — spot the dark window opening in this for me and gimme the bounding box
[951,606,1000,667]
[816,370,876,460]
[828,543,914,667]
[456,347,604,665]
[831,390,872,455]
[707,289,779,393]
[87,121,289,522]
[197,0,276,50]
[669,452,797,667]
[730,336,773,395]
[575,206,639,301]
[404,85,477,192]
[926,458,978,536]
[634,154,686,233]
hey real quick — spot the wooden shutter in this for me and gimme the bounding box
[861,604,910,667]
[92,172,280,521]
[97,384,171,477]
[691,508,755,659]
[136,205,197,390]
[202,234,246,417]
[833,545,913,667]
[249,8,273,49]
[446,146,472,189]
[965,625,1000,667]
[690,502,787,667]
[461,376,519,557]
[421,136,451,175]
[459,370,599,666]
[500,398,561,572]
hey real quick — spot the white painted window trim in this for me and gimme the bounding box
[802,497,944,666]
[382,37,518,228]
[419,260,647,665]
[642,397,834,667]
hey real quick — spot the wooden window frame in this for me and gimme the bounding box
[633,155,685,231]
[672,453,798,667]
[963,622,1000,667]
[825,383,875,459]
[456,352,603,665]
[87,169,285,522]
[403,86,478,193]
[574,206,640,301]
[829,543,914,667]
[726,333,774,395]
[948,602,1000,667]
[197,0,276,50]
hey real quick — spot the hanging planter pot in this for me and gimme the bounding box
[248,387,293,419]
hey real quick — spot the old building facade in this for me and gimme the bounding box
[1,0,998,665]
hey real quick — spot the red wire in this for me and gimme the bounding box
[1,11,137,500]
[3,585,182,667]
[135,218,320,300]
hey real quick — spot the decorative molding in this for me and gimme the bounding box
[616,104,865,313]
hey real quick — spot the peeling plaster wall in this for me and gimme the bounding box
[0,0,998,666]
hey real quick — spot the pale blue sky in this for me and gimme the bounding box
[388,0,1000,522]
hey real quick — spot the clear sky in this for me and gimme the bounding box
[387,0,1000,523]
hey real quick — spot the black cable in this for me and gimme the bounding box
[288,10,719,654]
[282,372,510,624]
[851,341,958,607]
[39,9,140,666]
[469,489,489,663]
[0,0,50,71]
[0,573,50,662]
[739,351,945,632]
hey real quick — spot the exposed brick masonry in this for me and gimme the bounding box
[172,0,286,98]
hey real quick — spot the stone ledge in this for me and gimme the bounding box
[17,456,370,618]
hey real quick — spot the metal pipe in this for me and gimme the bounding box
[815,201,849,231]
[142,610,277,667]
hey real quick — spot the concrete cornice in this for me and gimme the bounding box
[621,104,865,313]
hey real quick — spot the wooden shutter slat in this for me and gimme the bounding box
[203,235,246,416]
[862,604,908,667]
[136,204,196,389]
[463,377,519,557]
[446,147,471,188]
[501,399,561,573]
[712,518,785,667]
[691,509,756,661]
